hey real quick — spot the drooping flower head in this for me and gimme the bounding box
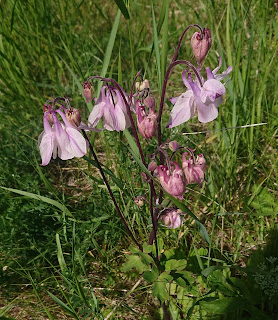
[157,161,185,200]
[182,152,206,187]
[39,103,87,166]
[88,85,131,132]
[159,208,185,229]
[136,97,157,140]
[167,57,232,128]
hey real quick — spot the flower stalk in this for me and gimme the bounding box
[81,129,142,251]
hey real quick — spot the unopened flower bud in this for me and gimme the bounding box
[66,108,81,127]
[148,161,157,172]
[83,81,94,103]
[134,196,144,207]
[191,28,212,64]
[160,209,184,229]
[169,141,179,152]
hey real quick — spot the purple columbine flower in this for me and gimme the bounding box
[167,57,232,128]
[157,161,185,200]
[136,97,157,140]
[182,152,206,187]
[38,107,87,166]
[159,208,185,229]
[88,85,131,132]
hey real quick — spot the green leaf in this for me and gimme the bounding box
[173,271,195,287]
[151,3,161,94]
[121,255,148,273]
[200,297,245,314]
[114,0,130,20]
[143,242,153,254]
[97,9,121,96]
[0,186,72,217]
[153,280,169,303]
[123,129,140,159]
[143,268,159,283]
[165,259,187,271]
[47,291,79,319]
[56,234,67,274]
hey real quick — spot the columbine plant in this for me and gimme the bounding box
[38,24,231,318]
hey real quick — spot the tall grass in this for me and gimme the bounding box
[0,0,277,318]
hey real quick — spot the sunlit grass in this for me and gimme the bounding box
[0,0,277,318]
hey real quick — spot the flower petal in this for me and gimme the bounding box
[65,127,87,157]
[190,81,219,123]
[39,132,55,166]
[167,91,195,128]
[88,101,105,128]
[202,79,226,102]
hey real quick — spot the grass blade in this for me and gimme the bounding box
[114,0,130,20]
[0,186,72,216]
[97,9,121,96]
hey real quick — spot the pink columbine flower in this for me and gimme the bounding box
[167,57,232,128]
[182,152,206,187]
[136,97,157,139]
[38,107,87,166]
[88,86,131,132]
[191,28,212,65]
[157,161,185,200]
[160,209,185,229]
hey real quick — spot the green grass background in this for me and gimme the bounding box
[0,0,277,319]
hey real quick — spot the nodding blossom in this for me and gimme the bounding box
[182,152,206,187]
[88,85,131,132]
[191,28,212,65]
[136,97,157,140]
[157,161,185,200]
[38,106,87,166]
[159,208,185,229]
[167,57,232,128]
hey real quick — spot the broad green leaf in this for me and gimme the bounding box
[173,271,195,287]
[121,255,148,273]
[200,297,245,314]
[143,268,159,283]
[153,280,169,303]
[165,259,187,271]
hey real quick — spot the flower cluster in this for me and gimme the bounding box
[150,142,207,202]
[38,25,232,239]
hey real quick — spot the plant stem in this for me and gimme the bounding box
[81,129,142,251]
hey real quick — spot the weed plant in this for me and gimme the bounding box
[0,0,277,319]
